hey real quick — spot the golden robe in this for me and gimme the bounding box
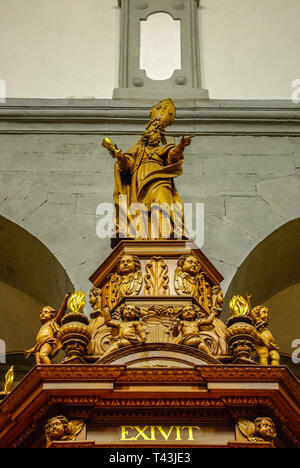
[113,142,187,239]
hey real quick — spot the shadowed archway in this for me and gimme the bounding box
[224,218,300,372]
[0,215,74,355]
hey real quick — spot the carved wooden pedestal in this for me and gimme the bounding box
[1,240,299,448]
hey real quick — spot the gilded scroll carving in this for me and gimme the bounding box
[103,272,118,309]
[144,256,170,295]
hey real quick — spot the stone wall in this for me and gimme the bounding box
[1,0,300,99]
[1,99,299,296]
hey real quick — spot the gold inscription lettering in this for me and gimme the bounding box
[175,426,182,441]
[156,425,174,440]
[120,425,202,442]
[150,426,156,440]
[120,426,135,441]
[181,426,201,441]
[133,426,151,440]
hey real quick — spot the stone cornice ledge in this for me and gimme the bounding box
[0,98,300,135]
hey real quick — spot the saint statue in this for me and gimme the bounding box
[102,98,192,240]
[210,285,228,355]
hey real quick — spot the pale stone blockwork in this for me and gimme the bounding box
[0,99,299,299]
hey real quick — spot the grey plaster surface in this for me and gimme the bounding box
[0,100,299,298]
[0,98,299,359]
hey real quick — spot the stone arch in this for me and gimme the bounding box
[224,218,300,362]
[0,215,74,354]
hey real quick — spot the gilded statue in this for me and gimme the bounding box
[250,305,280,365]
[115,254,143,300]
[26,293,70,364]
[1,366,14,395]
[89,285,102,318]
[4,365,14,393]
[172,305,216,355]
[103,304,146,356]
[174,254,201,297]
[238,417,277,443]
[102,98,192,239]
[87,286,110,355]
[210,285,228,355]
[44,415,84,448]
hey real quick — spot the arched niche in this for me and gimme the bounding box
[224,218,300,358]
[0,215,74,353]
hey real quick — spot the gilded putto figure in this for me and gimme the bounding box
[250,305,280,365]
[103,304,146,356]
[25,293,70,364]
[238,417,277,443]
[115,254,143,300]
[45,415,84,448]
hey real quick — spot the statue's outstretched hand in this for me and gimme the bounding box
[101,137,123,159]
[179,135,194,148]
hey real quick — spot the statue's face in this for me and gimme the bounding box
[40,307,55,324]
[251,306,268,325]
[48,418,66,440]
[123,305,137,321]
[182,306,195,321]
[119,255,135,275]
[216,289,224,306]
[255,419,276,440]
[89,291,96,307]
[182,256,199,276]
[259,306,269,322]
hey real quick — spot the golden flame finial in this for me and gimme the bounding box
[229,295,250,317]
[3,365,14,393]
[68,291,86,314]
